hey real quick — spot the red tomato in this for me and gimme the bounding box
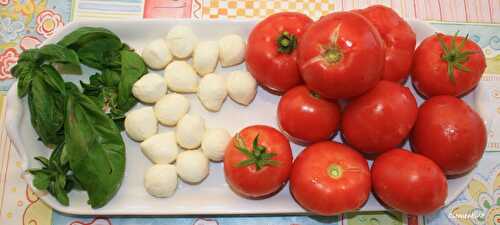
[410,96,487,175]
[411,33,486,97]
[356,5,416,83]
[277,85,341,145]
[298,11,384,99]
[224,125,293,198]
[246,12,313,93]
[371,149,448,215]
[290,141,370,215]
[341,81,418,154]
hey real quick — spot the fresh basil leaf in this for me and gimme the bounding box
[32,172,50,190]
[28,74,65,146]
[17,49,42,63]
[39,44,80,67]
[53,182,69,206]
[76,38,122,70]
[117,50,147,111]
[64,82,125,209]
[102,69,120,87]
[12,61,36,97]
[40,64,66,95]
[34,156,49,167]
[57,27,120,48]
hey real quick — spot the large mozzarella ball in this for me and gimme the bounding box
[226,70,257,105]
[132,72,167,103]
[165,25,198,59]
[164,61,199,93]
[219,34,245,67]
[201,128,231,161]
[197,73,227,112]
[125,107,158,142]
[144,164,178,198]
[154,93,190,126]
[176,150,209,183]
[141,38,172,69]
[140,132,179,164]
[176,114,205,149]
[193,41,219,76]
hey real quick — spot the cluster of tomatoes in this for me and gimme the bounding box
[223,5,487,216]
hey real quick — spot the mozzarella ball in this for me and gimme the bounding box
[154,93,190,126]
[193,41,219,76]
[165,25,198,59]
[219,34,245,67]
[176,150,209,183]
[176,114,205,149]
[144,164,178,198]
[125,107,158,142]
[132,72,167,103]
[226,70,257,105]
[201,128,231,161]
[141,38,172,69]
[140,132,179,164]
[197,73,227,112]
[164,61,199,93]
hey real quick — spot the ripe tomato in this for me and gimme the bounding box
[341,81,418,154]
[290,141,370,215]
[410,96,487,175]
[371,149,448,215]
[356,5,416,83]
[411,33,486,97]
[277,85,341,145]
[298,11,384,99]
[246,12,313,93]
[224,125,293,198]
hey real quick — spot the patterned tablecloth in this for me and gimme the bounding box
[0,1,499,225]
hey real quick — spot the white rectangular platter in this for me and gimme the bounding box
[5,19,475,215]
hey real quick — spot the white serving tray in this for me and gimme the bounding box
[5,19,476,215]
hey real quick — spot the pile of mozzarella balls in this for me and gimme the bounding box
[124,25,258,198]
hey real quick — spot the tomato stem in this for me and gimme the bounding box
[234,134,280,171]
[327,164,343,179]
[309,90,321,99]
[277,32,297,54]
[323,48,342,64]
[436,32,478,84]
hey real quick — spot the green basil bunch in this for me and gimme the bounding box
[11,27,146,208]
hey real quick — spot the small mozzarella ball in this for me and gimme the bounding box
[144,164,178,198]
[141,38,172,69]
[226,70,257,105]
[201,128,231,161]
[197,73,227,112]
[132,72,167,103]
[176,150,209,183]
[218,34,245,67]
[164,61,199,93]
[154,93,190,126]
[165,25,198,59]
[176,114,205,149]
[193,41,219,76]
[140,132,179,164]
[125,107,158,142]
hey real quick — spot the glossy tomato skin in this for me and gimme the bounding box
[341,81,418,154]
[246,12,313,93]
[410,96,487,175]
[224,125,293,198]
[356,5,416,83]
[298,11,384,99]
[290,141,371,215]
[278,85,341,145]
[372,149,448,215]
[411,34,486,97]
